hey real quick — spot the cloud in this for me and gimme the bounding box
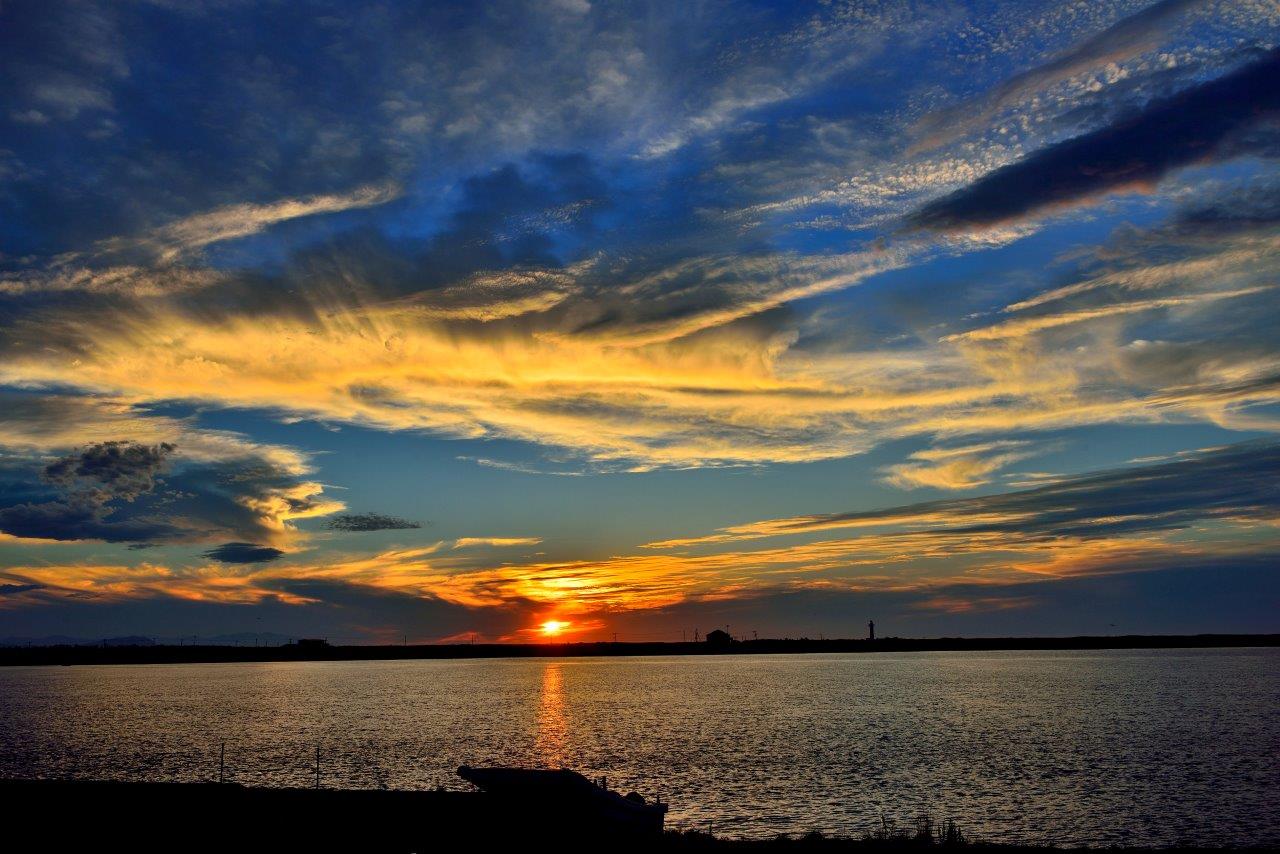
[649,440,1280,548]
[0,5,1275,487]
[202,543,285,564]
[452,537,543,550]
[0,401,343,548]
[0,583,43,598]
[912,0,1210,152]
[0,264,226,298]
[43,440,176,500]
[3,442,1277,637]
[326,513,422,532]
[945,285,1273,343]
[0,441,181,544]
[883,440,1041,490]
[120,183,402,263]
[1,212,1274,473]
[6,551,1276,639]
[907,50,1280,232]
[0,494,181,546]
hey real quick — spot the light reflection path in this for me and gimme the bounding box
[535,663,568,768]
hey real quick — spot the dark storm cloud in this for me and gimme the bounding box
[1162,177,1280,235]
[907,50,1280,232]
[43,440,175,499]
[202,542,285,564]
[0,493,183,544]
[0,434,331,547]
[326,513,421,532]
[747,440,1280,541]
[0,440,182,543]
[0,583,45,597]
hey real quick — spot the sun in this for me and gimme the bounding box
[539,620,569,637]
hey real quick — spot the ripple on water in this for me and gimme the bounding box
[0,649,1276,846]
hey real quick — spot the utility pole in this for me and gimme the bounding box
[219,742,225,784]
[315,745,320,789]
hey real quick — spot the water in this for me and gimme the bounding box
[1,649,1276,846]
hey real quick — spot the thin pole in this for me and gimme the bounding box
[219,742,225,784]
[315,745,320,789]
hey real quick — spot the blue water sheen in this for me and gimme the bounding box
[1,649,1276,845]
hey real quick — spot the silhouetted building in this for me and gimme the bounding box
[296,638,329,649]
[705,629,732,647]
[868,620,875,641]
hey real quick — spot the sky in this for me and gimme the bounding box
[1,0,1278,644]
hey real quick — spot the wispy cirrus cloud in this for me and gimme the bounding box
[452,537,543,550]
[114,183,402,263]
[2,198,1277,474]
[911,0,1211,152]
[647,440,1280,549]
[907,50,1280,232]
[883,440,1044,490]
[2,0,1279,640]
[7,441,1276,631]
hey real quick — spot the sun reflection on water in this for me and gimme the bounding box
[535,663,568,768]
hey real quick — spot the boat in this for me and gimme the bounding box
[457,765,668,836]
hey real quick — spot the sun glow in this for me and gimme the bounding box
[539,620,569,637]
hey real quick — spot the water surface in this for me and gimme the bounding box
[1,649,1276,845]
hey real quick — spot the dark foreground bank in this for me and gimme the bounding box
[1,779,1264,853]
[2,633,1276,667]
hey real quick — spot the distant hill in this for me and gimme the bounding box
[0,632,295,648]
[0,635,90,647]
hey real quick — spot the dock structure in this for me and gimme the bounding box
[458,765,667,836]
[1,766,667,852]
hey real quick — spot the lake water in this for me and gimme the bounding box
[1,649,1276,846]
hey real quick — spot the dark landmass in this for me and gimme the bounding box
[1,779,1266,853]
[0,630,296,647]
[0,633,1276,667]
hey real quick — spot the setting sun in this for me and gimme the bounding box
[539,620,569,637]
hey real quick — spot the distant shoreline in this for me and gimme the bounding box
[1,633,1275,667]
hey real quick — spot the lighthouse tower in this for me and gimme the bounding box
[868,620,875,641]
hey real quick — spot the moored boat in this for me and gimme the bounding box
[457,765,668,836]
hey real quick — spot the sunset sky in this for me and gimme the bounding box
[2,0,1278,643]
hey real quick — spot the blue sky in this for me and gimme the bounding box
[1,0,1278,642]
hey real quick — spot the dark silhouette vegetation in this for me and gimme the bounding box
[0,633,1275,666]
[0,777,1255,853]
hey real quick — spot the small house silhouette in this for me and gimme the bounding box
[705,629,732,647]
